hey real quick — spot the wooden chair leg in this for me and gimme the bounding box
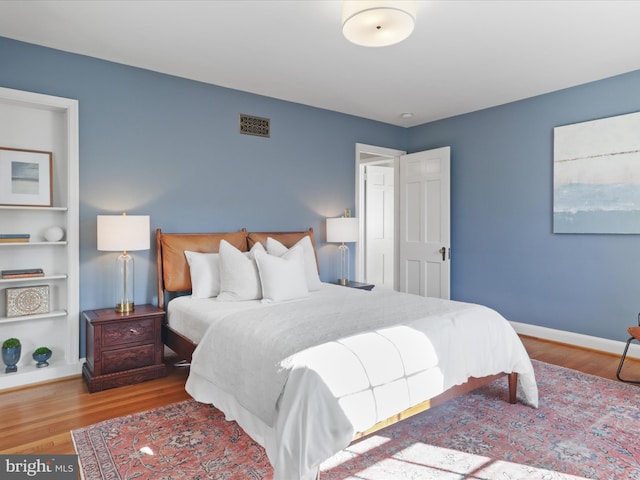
[616,337,640,384]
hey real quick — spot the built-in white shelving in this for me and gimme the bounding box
[0,311,68,325]
[0,87,81,390]
[0,274,68,285]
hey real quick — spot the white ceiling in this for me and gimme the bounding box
[1,0,640,127]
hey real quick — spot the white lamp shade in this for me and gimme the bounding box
[97,214,150,252]
[327,217,359,243]
[342,0,417,47]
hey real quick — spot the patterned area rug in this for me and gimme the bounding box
[72,360,640,479]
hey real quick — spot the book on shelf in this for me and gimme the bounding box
[1,268,44,279]
[0,234,30,243]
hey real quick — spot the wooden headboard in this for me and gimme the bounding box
[155,227,317,309]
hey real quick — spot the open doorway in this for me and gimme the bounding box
[355,143,406,291]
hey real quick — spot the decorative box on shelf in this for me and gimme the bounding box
[5,285,50,317]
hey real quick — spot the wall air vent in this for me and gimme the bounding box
[239,114,270,138]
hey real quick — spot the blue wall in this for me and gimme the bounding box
[407,70,640,342]
[0,37,406,325]
[2,35,640,351]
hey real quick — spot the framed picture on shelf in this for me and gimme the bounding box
[0,147,53,207]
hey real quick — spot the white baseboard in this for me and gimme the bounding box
[510,321,640,361]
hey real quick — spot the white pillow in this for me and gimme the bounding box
[266,236,321,291]
[184,250,220,298]
[217,240,265,301]
[255,245,309,303]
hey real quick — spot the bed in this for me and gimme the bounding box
[155,228,539,480]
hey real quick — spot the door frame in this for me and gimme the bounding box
[354,143,406,289]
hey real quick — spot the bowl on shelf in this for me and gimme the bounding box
[32,347,52,368]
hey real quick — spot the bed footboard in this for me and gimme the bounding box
[353,371,517,440]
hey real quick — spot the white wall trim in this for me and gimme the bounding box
[511,321,640,360]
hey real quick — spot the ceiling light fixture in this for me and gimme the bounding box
[342,0,417,47]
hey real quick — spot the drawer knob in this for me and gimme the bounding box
[130,328,138,334]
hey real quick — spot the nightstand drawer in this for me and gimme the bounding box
[102,319,155,346]
[102,344,155,373]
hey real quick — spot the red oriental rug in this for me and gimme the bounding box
[72,360,640,479]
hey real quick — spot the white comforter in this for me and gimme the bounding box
[184,284,538,480]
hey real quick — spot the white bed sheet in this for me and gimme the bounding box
[180,284,538,480]
[167,295,263,344]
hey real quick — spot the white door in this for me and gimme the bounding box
[399,146,451,299]
[364,165,394,289]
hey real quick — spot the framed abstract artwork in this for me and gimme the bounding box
[553,111,640,234]
[0,147,53,207]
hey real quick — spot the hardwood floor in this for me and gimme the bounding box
[0,358,191,455]
[1,336,638,456]
[520,335,639,382]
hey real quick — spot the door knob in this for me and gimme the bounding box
[439,247,446,261]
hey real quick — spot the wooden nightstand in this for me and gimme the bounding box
[82,304,167,392]
[331,280,375,291]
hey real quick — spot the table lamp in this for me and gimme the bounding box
[326,210,359,285]
[97,212,150,313]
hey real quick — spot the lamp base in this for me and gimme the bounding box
[338,243,350,287]
[116,301,134,313]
